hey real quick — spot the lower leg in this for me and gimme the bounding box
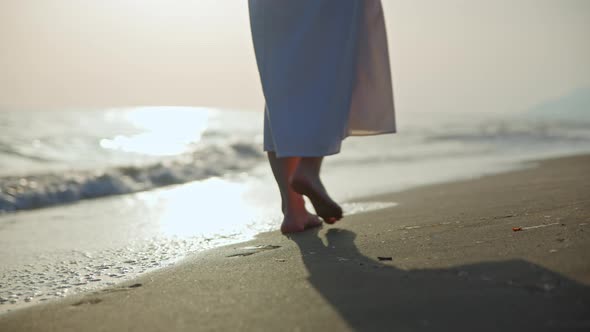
[267,152,304,213]
[294,157,323,180]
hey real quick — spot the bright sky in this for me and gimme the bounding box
[1,0,589,114]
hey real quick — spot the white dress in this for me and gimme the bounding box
[249,0,395,157]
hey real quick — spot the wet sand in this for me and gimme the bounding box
[1,155,589,331]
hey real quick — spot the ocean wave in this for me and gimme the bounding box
[0,142,55,163]
[424,120,590,144]
[0,142,264,213]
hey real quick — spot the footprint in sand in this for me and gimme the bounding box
[72,298,102,306]
[71,283,143,306]
[226,245,281,258]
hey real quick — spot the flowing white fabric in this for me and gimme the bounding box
[249,0,395,157]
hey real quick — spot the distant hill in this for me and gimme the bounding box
[528,88,590,121]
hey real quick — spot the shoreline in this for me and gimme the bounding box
[1,154,589,331]
[0,147,542,313]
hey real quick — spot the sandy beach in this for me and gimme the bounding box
[1,154,589,331]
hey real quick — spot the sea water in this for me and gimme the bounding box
[1,106,589,311]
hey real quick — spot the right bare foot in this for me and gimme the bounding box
[280,212,323,234]
[290,173,343,224]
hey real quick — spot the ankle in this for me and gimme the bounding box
[284,201,307,216]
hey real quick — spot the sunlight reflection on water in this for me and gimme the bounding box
[137,177,263,238]
[100,107,212,156]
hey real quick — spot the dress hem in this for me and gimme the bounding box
[264,129,397,158]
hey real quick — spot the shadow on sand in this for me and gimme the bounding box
[290,228,590,331]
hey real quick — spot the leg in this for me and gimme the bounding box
[267,152,322,233]
[291,157,343,224]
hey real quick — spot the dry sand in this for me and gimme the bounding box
[1,155,589,331]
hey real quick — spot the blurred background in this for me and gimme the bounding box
[0,0,589,310]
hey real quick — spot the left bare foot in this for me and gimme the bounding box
[281,212,323,234]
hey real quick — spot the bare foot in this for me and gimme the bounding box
[290,173,343,224]
[280,213,323,234]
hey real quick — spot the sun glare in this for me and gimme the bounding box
[100,106,212,156]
